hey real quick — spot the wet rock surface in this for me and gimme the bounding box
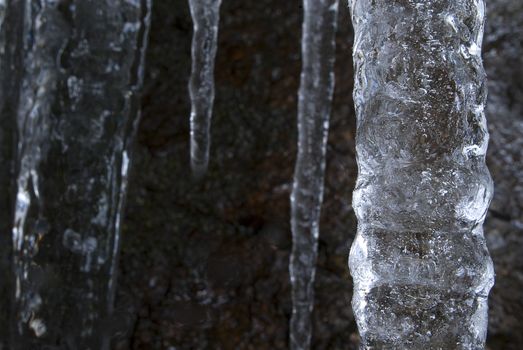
[114,0,522,348]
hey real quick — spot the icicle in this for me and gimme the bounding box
[348,0,494,348]
[10,0,152,348]
[188,0,221,177]
[289,1,339,349]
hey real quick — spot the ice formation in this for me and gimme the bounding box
[8,0,151,348]
[188,0,222,177]
[289,0,339,349]
[348,0,495,348]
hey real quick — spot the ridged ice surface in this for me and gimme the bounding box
[188,0,221,177]
[290,0,338,349]
[348,0,494,348]
[10,0,151,348]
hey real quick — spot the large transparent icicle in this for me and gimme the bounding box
[10,0,151,348]
[188,0,221,177]
[348,0,494,348]
[289,0,338,349]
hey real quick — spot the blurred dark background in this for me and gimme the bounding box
[113,0,523,348]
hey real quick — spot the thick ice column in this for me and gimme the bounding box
[289,0,338,349]
[348,0,494,348]
[188,0,221,177]
[11,0,151,348]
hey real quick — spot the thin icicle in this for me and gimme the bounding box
[349,0,494,348]
[289,1,339,349]
[188,0,221,177]
[10,0,152,348]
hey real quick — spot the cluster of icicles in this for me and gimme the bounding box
[194,0,494,349]
[0,0,494,349]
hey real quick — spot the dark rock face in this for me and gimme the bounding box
[484,1,523,349]
[114,0,522,348]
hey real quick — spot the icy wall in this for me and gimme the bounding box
[0,0,151,348]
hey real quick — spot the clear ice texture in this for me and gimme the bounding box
[348,0,494,348]
[289,0,339,349]
[188,0,221,177]
[9,0,151,348]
